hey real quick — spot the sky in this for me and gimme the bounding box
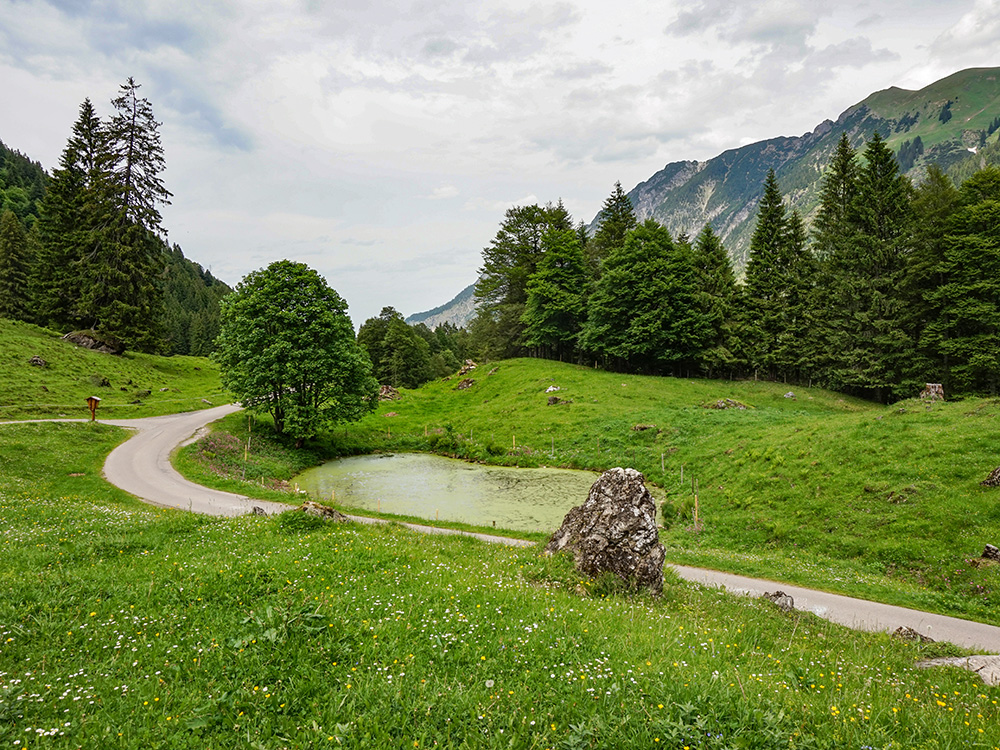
[1,0,998,326]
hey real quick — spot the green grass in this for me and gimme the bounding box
[171,358,1000,625]
[0,319,225,420]
[3,421,999,748]
[864,67,1000,150]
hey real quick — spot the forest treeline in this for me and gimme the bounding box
[0,83,228,355]
[466,132,1000,402]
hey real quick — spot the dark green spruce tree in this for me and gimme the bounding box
[903,166,961,386]
[587,181,637,274]
[808,133,860,384]
[76,77,171,351]
[929,167,1000,394]
[33,98,110,330]
[521,225,589,361]
[471,202,571,359]
[691,224,738,378]
[740,169,788,378]
[772,210,819,383]
[0,209,32,321]
[826,132,914,401]
[357,306,434,389]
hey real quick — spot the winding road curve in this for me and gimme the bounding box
[11,405,1000,656]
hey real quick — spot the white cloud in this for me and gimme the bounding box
[426,185,460,199]
[0,0,994,324]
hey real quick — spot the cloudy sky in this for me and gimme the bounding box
[1,0,998,325]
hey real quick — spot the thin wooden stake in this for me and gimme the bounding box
[694,479,700,531]
[661,453,665,472]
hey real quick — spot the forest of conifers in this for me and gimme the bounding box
[469,132,1000,402]
[0,80,228,356]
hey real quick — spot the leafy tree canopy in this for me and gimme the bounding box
[215,260,377,445]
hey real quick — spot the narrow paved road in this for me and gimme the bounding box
[9,406,1000,653]
[101,405,293,516]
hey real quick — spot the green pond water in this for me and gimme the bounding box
[293,452,600,533]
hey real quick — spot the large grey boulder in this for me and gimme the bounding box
[545,467,665,595]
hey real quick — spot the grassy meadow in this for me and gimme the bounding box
[179,358,1000,625]
[2,420,1000,748]
[0,319,225,421]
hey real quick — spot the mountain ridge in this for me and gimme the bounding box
[626,66,1000,267]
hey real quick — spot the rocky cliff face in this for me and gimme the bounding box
[405,283,477,329]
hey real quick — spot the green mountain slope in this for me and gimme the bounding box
[625,67,1000,268]
[0,138,47,227]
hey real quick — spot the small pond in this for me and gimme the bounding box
[293,452,600,533]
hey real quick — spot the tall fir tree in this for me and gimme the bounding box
[77,77,171,351]
[772,209,818,382]
[0,209,32,321]
[33,98,111,330]
[812,133,859,261]
[903,166,960,385]
[808,133,861,384]
[521,226,589,361]
[108,77,172,231]
[929,167,1000,394]
[472,203,570,359]
[692,224,738,378]
[826,132,914,401]
[741,169,788,378]
[587,181,637,273]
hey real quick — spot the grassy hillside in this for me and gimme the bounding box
[195,358,999,625]
[863,67,1000,150]
[0,319,224,420]
[2,421,998,748]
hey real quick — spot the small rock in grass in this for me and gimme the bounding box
[918,655,1000,686]
[455,378,475,390]
[893,626,934,643]
[762,591,794,611]
[982,544,1000,561]
[28,355,47,367]
[981,467,1000,487]
[703,398,749,410]
[297,501,350,522]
